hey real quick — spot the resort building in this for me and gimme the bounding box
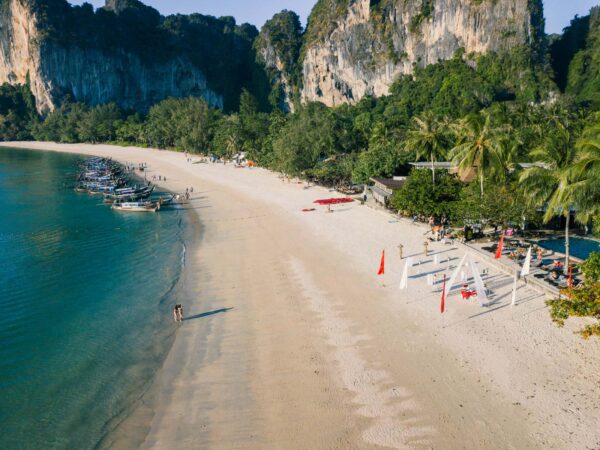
[369,177,406,206]
[409,161,477,182]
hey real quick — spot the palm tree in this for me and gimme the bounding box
[573,121,600,223]
[519,128,581,272]
[225,134,241,157]
[405,112,448,184]
[496,134,524,182]
[449,112,505,197]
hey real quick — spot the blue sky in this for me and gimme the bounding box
[71,0,598,33]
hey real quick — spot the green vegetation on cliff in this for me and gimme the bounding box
[254,10,304,109]
[302,0,350,48]
[565,7,600,108]
[17,0,265,111]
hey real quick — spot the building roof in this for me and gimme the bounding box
[518,162,550,169]
[370,177,406,190]
[409,161,455,169]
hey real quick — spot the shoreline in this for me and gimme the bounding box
[96,194,202,450]
[2,142,599,449]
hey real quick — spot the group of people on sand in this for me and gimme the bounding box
[151,174,167,182]
[174,187,194,202]
[173,304,184,322]
[424,215,450,242]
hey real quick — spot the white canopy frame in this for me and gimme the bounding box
[444,252,489,307]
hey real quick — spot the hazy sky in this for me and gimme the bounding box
[70,0,598,33]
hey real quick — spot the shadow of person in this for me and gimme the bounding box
[184,307,234,321]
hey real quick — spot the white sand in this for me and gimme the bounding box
[3,142,599,450]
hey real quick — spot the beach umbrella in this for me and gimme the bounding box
[440,274,446,314]
[399,257,412,290]
[313,197,354,205]
[510,268,519,306]
[520,247,532,277]
[495,230,505,259]
[377,250,385,275]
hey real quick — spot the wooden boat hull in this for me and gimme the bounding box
[111,205,159,212]
[111,201,160,212]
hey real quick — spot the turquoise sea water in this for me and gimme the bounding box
[0,148,188,449]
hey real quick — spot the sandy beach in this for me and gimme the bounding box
[3,142,599,450]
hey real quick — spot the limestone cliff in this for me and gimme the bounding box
[254,10,303,112]
[0,0,253,112]
[301,0,544,106]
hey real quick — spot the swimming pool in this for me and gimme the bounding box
[538,237,600,260]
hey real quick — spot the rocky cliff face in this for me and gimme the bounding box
[256,35,296,112]
[0,0,223,112]
[301,0,542,106]
[254,10,303,112]
[35,42,223,112]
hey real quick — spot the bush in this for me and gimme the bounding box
[546,283,600,339]
[581,252,600,283]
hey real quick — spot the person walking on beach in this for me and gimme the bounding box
[423,240,429,257]
[398,243,403,260]
[173,304,184,322]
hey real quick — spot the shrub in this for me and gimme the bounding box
[581,251,600,283]
[546,282,600,339]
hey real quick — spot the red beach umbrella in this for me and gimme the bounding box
[441,274,447,314]
[313,197,354,205]
[377,250,385,276]
[495,231,505,259]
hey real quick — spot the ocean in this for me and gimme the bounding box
[0,147,189,449]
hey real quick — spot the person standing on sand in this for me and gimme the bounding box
[423,241,429,257]
[398,243,403,260]
[173,304,184,322]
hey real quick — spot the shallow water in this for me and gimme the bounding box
[0,148,188,449]
[538,236,600,260]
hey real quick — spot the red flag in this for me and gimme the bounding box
[440,274,446,314]
[377,250,385,275]
[495,231,505,259]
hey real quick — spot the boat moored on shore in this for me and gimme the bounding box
[111,200,160,212]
